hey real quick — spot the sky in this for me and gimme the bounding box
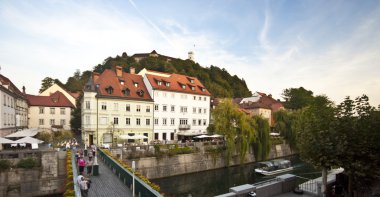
[0,0,379,106]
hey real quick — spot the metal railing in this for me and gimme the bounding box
[295,175,319,195]
[70,151,82,197]
[97,148,163,197]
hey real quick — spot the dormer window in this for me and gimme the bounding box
[191,86,195,91]
[122,88,130,96]
[119,80,125,85]
[133,82,138,87]
[202,88,206,92]
[157,81,162,86]
[182,85,186,89]
[136,90,144,97]
[105,86,114,94]
[166,82,170,87]
[190,79,194,84]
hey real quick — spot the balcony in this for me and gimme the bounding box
[179,124,191,130]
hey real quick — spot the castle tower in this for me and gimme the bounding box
[188,51,194,61]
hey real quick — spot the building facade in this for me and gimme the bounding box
[0,74,28,137]
[139,68,211,141]
[26,91,74,131]
[81,67,154,146]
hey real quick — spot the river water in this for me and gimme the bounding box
[153,155,321,197]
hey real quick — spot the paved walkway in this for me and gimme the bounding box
[77,150,133,197]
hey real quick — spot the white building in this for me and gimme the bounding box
[81,66,154,146]
[138,68,211,141]
[0,74,28,137]
[26,91,74,131]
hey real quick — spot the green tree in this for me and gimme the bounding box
[282,87,314,110]
[273,109,298,151]
[295,95,337,197]
[251,116,271,161]
[212,99,256,165]
[70,94,82,132]
[39,77,54,93]
[333,95,380,196]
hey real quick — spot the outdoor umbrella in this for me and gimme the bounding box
[0,137,15,144]
[194,134,209,138]
[14,136,44,144]
[209,134,223,138]
[6,128,39,138]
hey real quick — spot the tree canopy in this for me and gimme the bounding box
[282,87,314,110]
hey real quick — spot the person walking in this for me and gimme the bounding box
[78,156,86,175]
[87,157,93,175]
[79,176,89,196]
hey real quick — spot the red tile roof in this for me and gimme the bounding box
[0,74,25,97]
[26,91,75,108]
[145,71,211,96]
[94,69,153,101]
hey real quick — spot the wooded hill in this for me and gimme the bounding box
[46,52,252,98]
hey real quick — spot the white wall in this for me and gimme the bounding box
[28,106,72,131]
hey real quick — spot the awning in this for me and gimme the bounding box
[209,134,223,138]
[119,135,148,140]
[0,137,15,144]
[177,131,206,136]
[14,136,44,144]
[6,128,39,138]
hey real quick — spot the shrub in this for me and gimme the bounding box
[63,189,75,196]
[0,160,11,172]
[17,158,37,168]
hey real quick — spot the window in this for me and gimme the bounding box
[203,119,207,126]
[50,119,55,125]
[191,86,195,91]
[193,107,196,114]
[114,117,119,125]
[50,108,55,114]
[126,104,130,112]
[180,106,187,113]
[3,95,5,106]
[158,81,162,85]
[166,82,170,87]
[193,119,196,126]
[163,118,167,126]
[106,86,113,94]
[60,108,65,115]
[163,133,167,140]
[198,108,202,114]
[136,118,141,125]
[182,85,186,89]
[171,105,175,112]
[60,119,65,125]
[39,107,44,114]
[136,105,141,112]
[101,102,107,110]
[204,108,207,114]
[39,119,44,125]
[114,103,118,111]
[198,119,202,125]
[170,118,175,125]
[154,118,159,125]
[193,96,196,100]
[199,96,202,100]
[155,104,159,111]
[126,118,130,125]
[155,133,159,140]
[180,119,188,125]
[146,106,151,112]
[146,119,150,126]
[163,105,167,112]
[122,88,130,96]
[204,97,207,101]
[170,133,174,140]
[85,101,90,109]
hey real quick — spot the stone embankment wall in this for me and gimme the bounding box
[124,143,293,179]
[0,150,66,197]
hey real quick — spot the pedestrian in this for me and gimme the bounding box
[87,157,93,175]
[88,149,93,160]
[79,176,89,195]
[78,156,86,175]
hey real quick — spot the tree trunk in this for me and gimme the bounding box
[348,173,353,197]
[322,168,327,197]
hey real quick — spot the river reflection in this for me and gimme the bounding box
[153,155,320,197]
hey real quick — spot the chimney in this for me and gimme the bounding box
[22,86,25,94]
[116,66,123,77]
[130,67,135,74]
[92,72,100,82]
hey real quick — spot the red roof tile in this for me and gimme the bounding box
[26,91,75,108]
[145,71,211,96]
[94,69,153,101]
[0,74,25,97]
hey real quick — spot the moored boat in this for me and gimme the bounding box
[254,159,294,176]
